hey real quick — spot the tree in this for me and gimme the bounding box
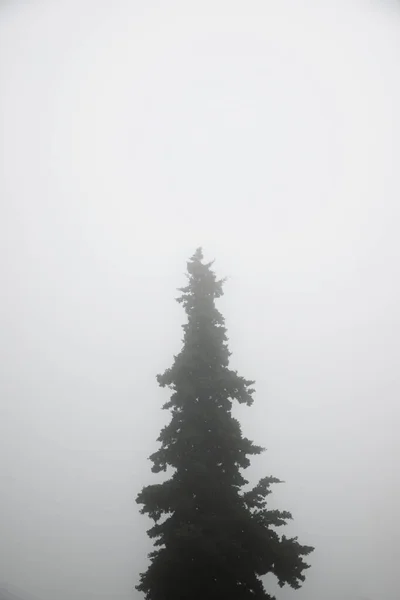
[136,248,313,600]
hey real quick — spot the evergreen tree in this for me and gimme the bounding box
[136,248,313,600]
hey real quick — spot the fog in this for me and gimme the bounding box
[0,1,399,599]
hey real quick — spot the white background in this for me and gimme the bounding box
[0,1,399,599]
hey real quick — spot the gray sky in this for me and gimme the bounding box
[0,1,399,599]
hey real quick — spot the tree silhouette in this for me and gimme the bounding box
[136,249,313,600]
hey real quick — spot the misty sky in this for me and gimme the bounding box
[1,1,399,599]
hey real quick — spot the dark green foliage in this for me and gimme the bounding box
[136,248,313,600]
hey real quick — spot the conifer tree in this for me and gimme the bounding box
[136,248,313,600]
